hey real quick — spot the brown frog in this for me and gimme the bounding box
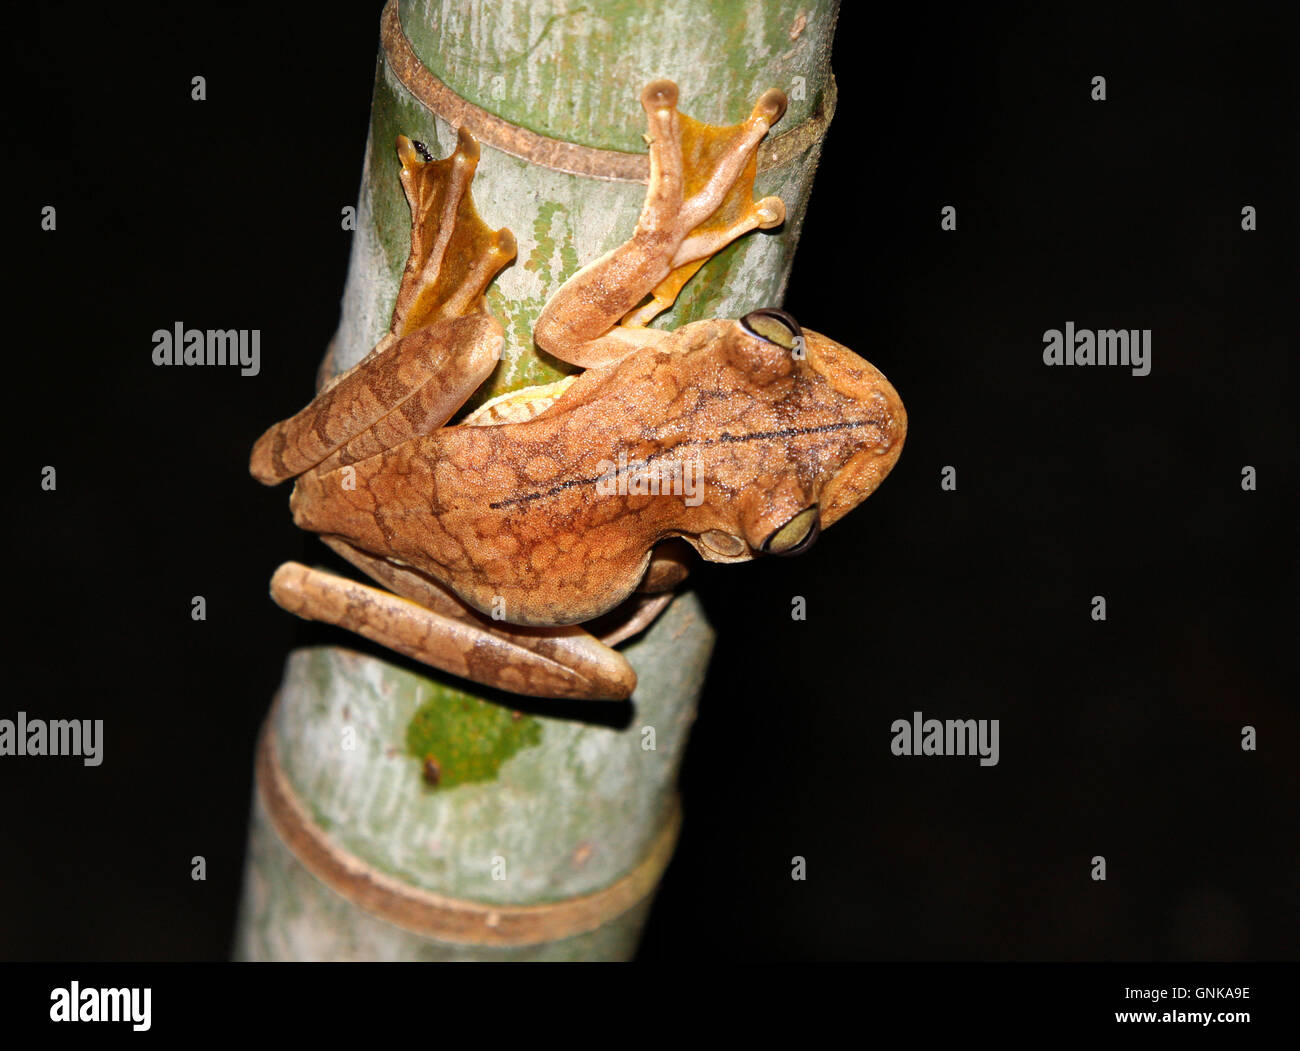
[251,80,906,701]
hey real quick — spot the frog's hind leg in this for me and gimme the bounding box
[250,313,504,484]
[268,538,637,701]
[250,129,515,486]
[534,81,787,366]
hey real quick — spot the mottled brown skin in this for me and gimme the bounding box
[289,319,903,626]
[250,81,907,700]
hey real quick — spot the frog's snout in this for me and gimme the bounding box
[803,330,906,432]
[801,329,907,528]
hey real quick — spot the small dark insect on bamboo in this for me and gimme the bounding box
[422,755,442,785]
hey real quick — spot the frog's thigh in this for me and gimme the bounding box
[313,314,504,474]
[269,562,636,701]
[251,314,502,485]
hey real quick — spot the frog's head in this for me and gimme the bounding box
[684,308,906,562]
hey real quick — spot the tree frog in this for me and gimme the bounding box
[251,80,906,701]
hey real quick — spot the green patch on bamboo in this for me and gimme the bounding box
[406,687,543,787]
[524,202,580,286]
[460,201,585,412]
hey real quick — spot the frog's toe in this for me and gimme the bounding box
[493,227,517,261]
[754,88,788,126]
[755,196,786,229]
[642,79,679,112]
[452,125,480,166]
[395,134,426,170]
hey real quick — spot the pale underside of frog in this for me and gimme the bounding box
[250,80,906,701]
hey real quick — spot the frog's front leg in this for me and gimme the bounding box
[270,541,638,701]
[533,80,787,368]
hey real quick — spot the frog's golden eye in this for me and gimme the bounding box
[740,308,802,351]
[762,505,821,556]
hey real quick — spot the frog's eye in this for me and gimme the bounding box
[740,308,802,351]
[762,505,821,556]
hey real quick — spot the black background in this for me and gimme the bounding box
[5,0,1296,963]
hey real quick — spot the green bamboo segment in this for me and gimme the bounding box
[236,0,840,961]
[397,0,836,152]
[235,596,709,960]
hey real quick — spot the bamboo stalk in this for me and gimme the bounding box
[236,0,839,961]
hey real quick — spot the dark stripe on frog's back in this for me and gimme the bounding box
[415,319,880,520]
